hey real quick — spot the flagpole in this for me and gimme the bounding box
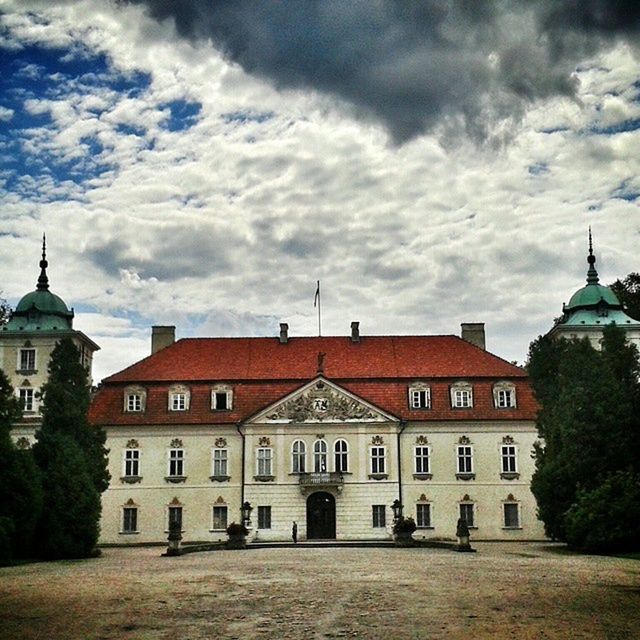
[314,280,321,337]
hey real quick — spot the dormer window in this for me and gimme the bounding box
[124,385,146,413]
[408,384,431,409]
[211,385,233,411]
[493,382,516,409]
[451,382,473,408]
[168,384,190,411]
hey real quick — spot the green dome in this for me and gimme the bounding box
[15,289,73,316]
[565,283,621,312]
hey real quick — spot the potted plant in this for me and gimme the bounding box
[392,517,417,546]
[226,522,249,549]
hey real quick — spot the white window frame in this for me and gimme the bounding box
[503,502,520,528]
[459,502,475,528]
[257,505,272,529]
[372,505,386,528]
[291,440,306,474]
[126,393,142,412]
[409,386,431,409]
[212,448,228,477]
[334,439,349,473]
[211,387,233,411]
[501,445,518,474]
[313,439,328,473]
[167,505,183,531]
[414,446,431,474]
[416,503,432,528]
[212,505,228,530]
[170,392,187,411]
[168,448,185,477]
[457,445,473,474]
[122,506,138,533]
[494,382,517,409]
[451,382,473,408]
[123,449,140,477]
[19,387,35,413]
[18,348,36,372]
[257,447,273,477]
[370,446,386,475]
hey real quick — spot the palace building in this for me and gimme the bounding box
[90,323,545,543]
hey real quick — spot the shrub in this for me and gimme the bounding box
[0,516,14,566]
[226,522,249,537]
[565,471,640,554]
[393,517,417,535]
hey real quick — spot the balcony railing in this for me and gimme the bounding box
[298,472,344,492]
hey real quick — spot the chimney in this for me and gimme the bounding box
[279,323,289,344]
[151,325,175,354]
[350,321,360,343]
[461,323,485,350]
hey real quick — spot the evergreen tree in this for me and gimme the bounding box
[529,325,640,547]
[34,337,108,559]
[33,431,101,559]
[0,369,43,562]
[38,337,110,493]
[610,272,640,321]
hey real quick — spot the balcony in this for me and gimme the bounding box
[298,472,344,493]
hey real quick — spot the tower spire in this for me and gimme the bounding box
[37,233,49,291]
[586,226,599,285]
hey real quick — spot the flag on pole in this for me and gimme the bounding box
[314,280,320,307]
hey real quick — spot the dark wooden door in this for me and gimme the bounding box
[306,491,336,539]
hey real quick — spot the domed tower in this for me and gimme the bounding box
[548,230,640,349]
[0,236,100,429]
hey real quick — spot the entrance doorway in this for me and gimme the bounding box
[306,491,336,539]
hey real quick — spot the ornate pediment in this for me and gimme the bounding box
[248,377,397,424]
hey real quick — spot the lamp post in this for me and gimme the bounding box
[391,499,403,522]
[241,501,253,528]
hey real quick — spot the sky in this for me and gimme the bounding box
[0,0,639,383]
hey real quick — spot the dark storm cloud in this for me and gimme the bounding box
[124,0,639,143]
[86,227,232,280]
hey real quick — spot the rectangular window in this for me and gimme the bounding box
[457,445,473,474]
[258,506,272,529]
[19,388,35,412]
[459,503,474,528]
[497,389,515,408]
[372,505,386,528]
[453,389,472,408]
[212,449,228,477]
[122,507,138,533]
[168,506,183,530]
[257,448,273,476]
[126,394,142,412]
[416,503,431,528]
[504,503,520,528]
[213,391,230,410]
[415,446,430,474]
[410,388,430,409]
[371,447,386,474]
[501,445,517,473]
[19,348,36,371]
[170,393,186,411]
[169,449,184,477]
[124,449,140,477]
[212,505,228,530]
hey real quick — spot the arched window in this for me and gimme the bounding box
[334,439,349,473]
[313,439,328,473]
[292,440,306,474]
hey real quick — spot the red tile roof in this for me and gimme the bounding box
[89,335,537,426]
[104,335,527,382]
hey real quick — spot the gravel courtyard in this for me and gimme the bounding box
[1,542,638,640]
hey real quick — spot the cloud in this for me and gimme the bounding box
[125,0,640,143]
